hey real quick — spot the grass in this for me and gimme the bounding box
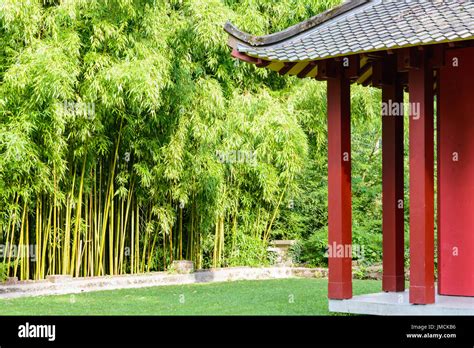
[0,278,381,315]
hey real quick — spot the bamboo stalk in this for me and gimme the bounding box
[25,205,29,280]
[179,205,183,260]
[263,181,289,242]
[213,217,218,268]
[35,199,40,280]
[52,166,57,275]
[135,203,140,273]
[71,156,86,276]
[108,189,115,275]
[220,216,224,266]
[119,182,133,274]
[13,200,27,278]
[5,194,20,274]
[141,208,151,272]
[98,122,122,275]
[131,204,135,274]
[62,167,76,275]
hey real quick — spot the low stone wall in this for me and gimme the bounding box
[0,267,328,299]
[292,267,328,278]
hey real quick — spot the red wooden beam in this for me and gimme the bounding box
[374,55,405,87]
[436,68,441,295]
[231,48,258,63]
[231,48,269,67]
[343,55,360,79]
[256,60,271,68]
[397,48,421,72]
[372,61,382,87]
[431,45,445,69]
[437,48,474,297]
[297,61,317,78]
[357,61,372,86]
[327,66,352,300]
[382,55,405,292]
[317,59,337,80]
[278,62,297,75]
[408,50,435,304]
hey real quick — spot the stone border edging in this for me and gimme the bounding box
[0,267,328,299]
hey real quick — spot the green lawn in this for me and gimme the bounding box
[0,278,381,315]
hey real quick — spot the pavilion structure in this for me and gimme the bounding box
[224,0,474,314]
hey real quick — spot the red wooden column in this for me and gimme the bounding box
[408,51,435,304]
[381,58,405,292]
[327,65,352,300]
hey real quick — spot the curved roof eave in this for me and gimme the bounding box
[224,0,368,48]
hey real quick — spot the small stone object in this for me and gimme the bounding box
[46,275,73,283]
[268,240,296,267]
[171,261,194,274]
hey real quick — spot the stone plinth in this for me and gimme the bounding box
[268,240,296,266]
[170,260,194,274]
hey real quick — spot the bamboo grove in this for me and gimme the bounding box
[2,0,391,281]
[1,0,352,280]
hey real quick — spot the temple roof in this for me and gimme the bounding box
[225,0,474,79]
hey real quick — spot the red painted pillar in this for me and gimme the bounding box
[408,52,435,304]
[382,70,405,292]
[327,67,352,300]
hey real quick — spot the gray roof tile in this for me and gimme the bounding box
[233,1,474,61]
